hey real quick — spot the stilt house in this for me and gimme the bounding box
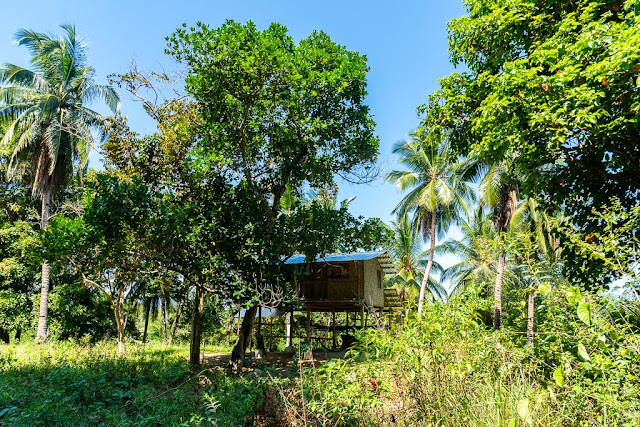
[284,250,397,313]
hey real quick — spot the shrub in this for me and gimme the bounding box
[299,293,640,426]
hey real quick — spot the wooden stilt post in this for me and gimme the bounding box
[332,311,337,349]
[269,318,273,351]
[236,311,242,337]
[285,311,293,349]
[306,308,311,343]
[360,304,365,330]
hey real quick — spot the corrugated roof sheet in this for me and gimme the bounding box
[284,250,388,264]
[284,250,396,276]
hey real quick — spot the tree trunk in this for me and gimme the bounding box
[161,287,167,346]
[417,213,437,318]
[225,303,242,346]
[169,293,188,342]
[15,329,21,342]
[0,328,9,344]
[142,298,151,344]
[230,304,258,371]
[527,291,535,345]
[114,288,127,356]
[493,186,517,330]
[493,248,506,329]
[35,191,51,344]
[189,284,205,365]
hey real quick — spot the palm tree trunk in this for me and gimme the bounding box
[527,291,535,345]
[35,191,51,344]
[417,213,437,318]
[493,247,506,329]
[493,186,516,330]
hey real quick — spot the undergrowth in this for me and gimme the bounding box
[0,341,272,426]
[297,292,640,426]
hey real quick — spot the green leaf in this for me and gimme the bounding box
[537,282,551,296]
[577,302,591,326]
[517,399,532,426]
[553,366,563,387]
[577,342,590,361]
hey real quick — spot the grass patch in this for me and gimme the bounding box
[0,341,268,426]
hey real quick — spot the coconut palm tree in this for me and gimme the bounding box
[439,207,499,296]
[387,130,475,317]
[509,197,561,343]
[0,25,119,343]
[479,156,520,329]
[386,213,446,304]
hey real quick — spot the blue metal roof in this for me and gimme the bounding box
[284,250,388,265]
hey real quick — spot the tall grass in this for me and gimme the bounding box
[298,297,640,426]
[0,341,211,425]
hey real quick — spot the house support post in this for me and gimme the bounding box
[284,311,294,353]
[332,311,337,349]
[306,308,311,343]
[255,306,265,358]
[360,304,365,330]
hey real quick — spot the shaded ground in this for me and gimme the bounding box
[202,349,348,376]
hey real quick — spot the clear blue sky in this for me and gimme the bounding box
[1,0,467,269]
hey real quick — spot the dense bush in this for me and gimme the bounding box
[47,284,116,341]
[299,293,640,426]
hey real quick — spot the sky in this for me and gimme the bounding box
[0,0,467,271]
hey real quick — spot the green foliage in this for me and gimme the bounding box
[422,0,640,286]
[202,371,275,426]
[300,293,640,425]
[47,284,114,341]
[0,290,30,335]
[0,342,266,426]
[168,20,378,191]
[0,172,39,339]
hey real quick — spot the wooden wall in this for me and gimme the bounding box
[295,259,384,308]
[363,259,385,308]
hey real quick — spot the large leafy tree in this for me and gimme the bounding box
[167,20,380,368]
[0,25,119,342]
[422,0,640,286]
[44,173,156,355]
[386,131,474,316]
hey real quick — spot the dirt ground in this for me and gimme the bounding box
[202,349,347,375]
